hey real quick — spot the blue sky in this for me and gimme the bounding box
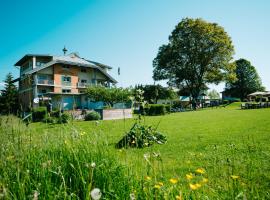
[0,0,269,92]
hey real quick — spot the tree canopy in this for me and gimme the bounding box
[153,18,235,103]
[134,84,177,103]
[0,73,19,114]
[207,89,220,99]
[225,59,264,100]
[86,86,132,107]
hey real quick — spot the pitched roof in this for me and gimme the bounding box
[18,53,117,83]
[15,54,52,66]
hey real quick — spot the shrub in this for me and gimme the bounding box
[146,104,166,116]
[115,120,167,148]
[164,104,171,113]
[50,109,61,118]
[32,107,47,122]
[57,113,70,123]
[223,100,229,104]
[85,111,101,121]
[42,116,55,124]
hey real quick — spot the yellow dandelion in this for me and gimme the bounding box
[189,183,198,190]
[154,184,161,189]
[195,168,205,174]
[80,131,86,136]
[201,178,208,183]
[145,176,151,181]
[195,183,202,188]
[158,182,164,186]
[231,175,240,179]
[186,173,193,180]
[169,178,178,184]
[176,195,182,200]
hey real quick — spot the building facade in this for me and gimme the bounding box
[15,53,117,111]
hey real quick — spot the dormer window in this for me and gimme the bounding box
[36,61,45,67]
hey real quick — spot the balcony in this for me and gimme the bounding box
[37,79,54,86]
[77,82,91,88]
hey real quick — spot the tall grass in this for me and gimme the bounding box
[1,109,270,199]
[0,116,133,199]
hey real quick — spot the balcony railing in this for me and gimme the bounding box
[77,82,91,88]
[37,79,54,86]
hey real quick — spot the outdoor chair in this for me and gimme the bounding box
[241,103,247,109]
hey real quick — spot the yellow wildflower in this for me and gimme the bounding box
[201,178,208,183]
[231,175,240,179]
[154,184,161,189]
[169,178,178,184]
[176,195,182,200]
[145,176,151,181]
[186,173,193,180]
[189,183,198,190]
[189,183,202,190]
[195,168,205,174]
[158,182,164,186]
[80,131,86,136]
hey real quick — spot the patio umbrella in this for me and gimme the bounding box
[247,91,266,97]
[262,91,270,96]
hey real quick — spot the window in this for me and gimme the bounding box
[41,89,47,93]
[36,61,45,67]
[81,79,87,83]
[62,76,71,82]
[38,74,47,80]
[81,69,87,73]
[62,89,71,93]
[62,65,70,69]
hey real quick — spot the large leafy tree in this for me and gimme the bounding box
[0,73,19,114]
[134,84,177,103]
[225,59,264,100]
[86,86,132,107]
[207,89,220,99]
[153,18,235,107]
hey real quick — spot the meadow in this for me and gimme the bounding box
[0,103,270,199]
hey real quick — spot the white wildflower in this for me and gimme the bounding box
[90,188,102,200]
[33,190,39,200]
[130,193,136,200]
[91,162,96,168]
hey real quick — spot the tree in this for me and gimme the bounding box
[86,86,132,107]
[134,84,177,104]
[207,89,220,99]
[153,18,236,108]
[225,59,264,101]
[0,73,19,114]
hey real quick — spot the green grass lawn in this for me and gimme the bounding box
[1,103,270,199]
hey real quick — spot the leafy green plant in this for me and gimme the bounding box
[144,104,167,116]
[57,112,70,123]
[32,106,47,122]
[115,119,167,148]
[85,111,101,121]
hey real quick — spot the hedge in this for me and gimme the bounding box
[32,107,47,122]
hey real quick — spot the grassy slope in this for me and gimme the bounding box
[29,104,270,198]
